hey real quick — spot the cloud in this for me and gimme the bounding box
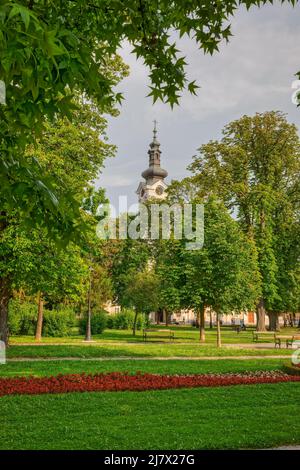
[98,2,300,210]
[99,173,134,188]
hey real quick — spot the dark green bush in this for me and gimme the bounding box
[106,315,115,329]
[43,308,77,337]
[8,300,77,337]
[8,299,36,336]
[106,309,149,330]
[79,310,108,335]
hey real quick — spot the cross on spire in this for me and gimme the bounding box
[153,119,158,141]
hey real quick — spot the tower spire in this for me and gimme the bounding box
[141,121,168,181]
[153,119,158,142]
[136,121,168,202]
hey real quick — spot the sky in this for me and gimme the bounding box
[98,2,300,211]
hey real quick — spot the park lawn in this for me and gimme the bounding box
[10,325,297,345]
[0,382,299,450]
[0,358,288,378]
[6,343,292,359]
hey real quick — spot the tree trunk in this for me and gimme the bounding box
[85,273,92,341]
[0,276,11,346]
[268,311,279,332]
[132,309,138,337]
[195,310,200,329]
[209,308,213,329]
[199,304,205,342]
[256,298,266,331]
[35,292,44,341]
[0,213,10,346]
[216,313,222,348]
[165,310,169,327]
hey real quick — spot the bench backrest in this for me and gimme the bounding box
[253,331,274,335]
[144,329,171,333]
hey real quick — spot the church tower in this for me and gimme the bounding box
[136,121,168,202]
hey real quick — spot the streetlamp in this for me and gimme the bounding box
[85,266,93,342]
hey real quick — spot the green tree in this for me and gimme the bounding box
[108,237,151,307]
[0,97,115,344]
[0,1,298,223]
[123,270,160,336]
[186,199,261,347]
[155,240,184,326]
[174,112,300,331]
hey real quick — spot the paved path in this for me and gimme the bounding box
[273,446,300,450]
[6,355,289,362]
[10,342,282,349]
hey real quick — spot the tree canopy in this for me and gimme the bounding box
[1,0,299,229]
[169,111,300,330]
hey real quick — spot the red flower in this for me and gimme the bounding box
[0,371,299,397]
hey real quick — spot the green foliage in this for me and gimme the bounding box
[154,198,261,322]
[170,111,300,317]
[8,299,36,336]
[1,0,297,226]
[8,299,77,337]
[122,271,160,315]
[0,220,89,304]
[42,308,77,338]
[79,310,108,335]
[108,239,151,306]
[0,94,118,341]
[106,309,149,331]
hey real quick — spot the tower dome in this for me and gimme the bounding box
[136,121,168,202]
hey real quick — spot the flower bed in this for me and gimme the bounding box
[0,371,300,397]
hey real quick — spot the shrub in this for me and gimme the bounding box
[8,299,36,336]
[106,309,149,330]
[8,300,77,337]
[106,315,115,329]
[79,310,107,335]
[113,309,135,330]
[43,308,77,337]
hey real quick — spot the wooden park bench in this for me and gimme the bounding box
[274,334,300,349]
[252,331,275,342]
[143,329,175,342]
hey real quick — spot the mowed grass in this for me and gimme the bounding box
[6,342,292,359]
[11,325,298,345]
[1,383,299,449]
[0,358,287,378]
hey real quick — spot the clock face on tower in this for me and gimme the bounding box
[155,185,164,196]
